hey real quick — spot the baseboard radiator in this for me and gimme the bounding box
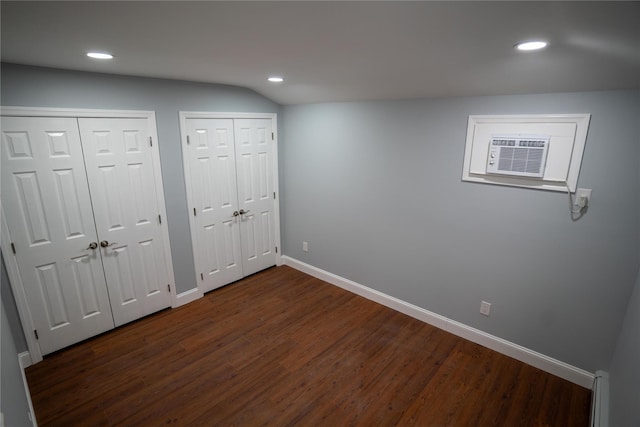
[590,370,609,427]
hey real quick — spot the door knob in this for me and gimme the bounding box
[85,242,98,250]
[100,240,117,248]
[232,210,240,217]
[239,209,250,215]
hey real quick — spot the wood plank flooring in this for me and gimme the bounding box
[26,265,591,426]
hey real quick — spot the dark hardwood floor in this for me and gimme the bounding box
[26,265,591,426]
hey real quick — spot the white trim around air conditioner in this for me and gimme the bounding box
[462,114,591,192]
[282,255,595,389]
[178,111,283,294]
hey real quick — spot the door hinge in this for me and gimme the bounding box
[158,214,162,224]
[272,132,274,140]
[273,192,276,199]
[193,208,197,216]
[149,136,153,147]
[201,273,204,280]
[187,135,190,145]
[11,242,16,254]
[34,330,39,340]
[275,246,278,253]
[167,284,171,292]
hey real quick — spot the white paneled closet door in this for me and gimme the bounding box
[78,118,172,326]
[234,119,277,276]
[2,110,175,359]
[1,117,115,355]
[185,118,243,293]
[183,115,278,294]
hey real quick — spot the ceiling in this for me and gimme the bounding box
[2,1,639,105]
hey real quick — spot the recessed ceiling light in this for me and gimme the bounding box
[87,52,114,60]
[515,41,548,51]
[268,76,284,83]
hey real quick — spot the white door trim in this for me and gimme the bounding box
[178,111,282,296]
[1,106,177,362]
[1,214,43,362]
[1,106,158,119]
[141,113,178,307]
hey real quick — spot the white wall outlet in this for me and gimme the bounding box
[302,241,308,252]
[575,188,592,208]
[480,301,491,316]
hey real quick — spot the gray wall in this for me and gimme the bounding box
[1,255,27,353]
[1,291,32,426]
[608,263,640,424]
[609,134,640,426]
[1,63,280,298]
[281,90,640,373]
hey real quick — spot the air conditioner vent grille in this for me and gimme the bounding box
[487,135,550,178]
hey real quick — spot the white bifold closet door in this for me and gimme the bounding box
[78,118,171,326]
[1,115,172,356]
[1,117,115,354]
[184,117,277,293]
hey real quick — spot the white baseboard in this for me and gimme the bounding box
[282,256,595,389]
[591,370,609,427]
[173,287,203,308]
[18,352,37,426]
[18,352,32,370]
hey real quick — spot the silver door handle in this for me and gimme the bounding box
[100,240,118,248]
[85,242,98,250]
[239,209,250,215]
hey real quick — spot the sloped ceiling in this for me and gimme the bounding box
[2,1,639,104]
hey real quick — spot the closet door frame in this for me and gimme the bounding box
[179,112,282,295]
[0,106,177,363]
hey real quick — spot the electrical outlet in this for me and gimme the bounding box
[480,301,491,316]
[575,188,592,208]
[302,241,308,252]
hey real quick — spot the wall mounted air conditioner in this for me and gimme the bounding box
[486,135,550,178]
[461,114,591,192]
